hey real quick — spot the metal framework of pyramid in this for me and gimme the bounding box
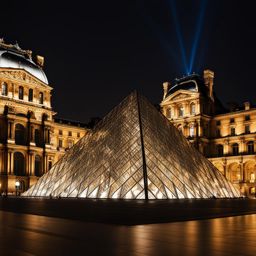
[23,92,240,199]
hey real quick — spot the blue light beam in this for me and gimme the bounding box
[168,0,189,74]
[188,0,207,74]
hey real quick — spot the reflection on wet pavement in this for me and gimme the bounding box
[0,211,255,256]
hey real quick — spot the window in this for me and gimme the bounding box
[245,125,250,134]
[58,139,63,148]
[35,129,41,147]
[28,89,33,102]
[68,131,72,136]
[77,132,80,138]
[217,144,224,157]
[250,173,255,183]
[166,108,172,118]
[231,127,235,136]
[189,125,195,137]
[216,129,221,137]
[178,106,184,117]
[34,155,42,177]
[39,92,44,104]
[15,124,26,145]
[1,82,8,96]
[14,152,25,176]
[68,140,73,148]
[245,115,250,121]
[232,143,239,155]
[230,118,234,123]
[247,141,254,154]
[18,86,24,100]
[59,130,63,135]
[190,103,196,115]
[250,187,255,195]
[216,120,221,126]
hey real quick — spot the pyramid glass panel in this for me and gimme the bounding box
[23,92,240,199]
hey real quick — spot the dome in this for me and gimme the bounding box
[0,45,48,84]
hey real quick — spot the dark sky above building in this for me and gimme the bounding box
[1,0,256,122]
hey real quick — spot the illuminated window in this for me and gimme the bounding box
[68,140,73,148]
[189,125,195,137]
[68,131,72,136]
[28,89,33,102]
[247,141,254,154]
[59,130,63,135]
[58,139,63,148]
[178,106,184,117]
[250,187,255,194]
[77,132,80,138]
[230,118,234,123]
[217,144,223,157]
[190,103,196,115]
[232,143,239,155]
[18,86,24,100]
[1,82,8,96]
[166,108,172,118]
[250,173,255,183]
[231,127,235,136]
[39,92,44,104]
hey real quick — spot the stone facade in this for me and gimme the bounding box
[0,41,88,195]
[161,70,256,197]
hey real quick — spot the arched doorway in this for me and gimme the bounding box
[15,124,26,145]
[14,152,25,176]
[244,161,256,183]
[35,155,42,177]
[228,163,241,183]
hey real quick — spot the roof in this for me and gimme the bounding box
[166,74,209,98]
[0,41,48,84]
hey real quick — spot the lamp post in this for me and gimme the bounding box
[15,181,20,196]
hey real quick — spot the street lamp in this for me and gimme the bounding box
[15,181,20,196]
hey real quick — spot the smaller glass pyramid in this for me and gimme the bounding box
[23,92,240,199]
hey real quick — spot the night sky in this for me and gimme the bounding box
[1,0,256,123]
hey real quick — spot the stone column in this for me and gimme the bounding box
[8,151,14,175]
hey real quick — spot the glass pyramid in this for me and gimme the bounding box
[23,92,240,199]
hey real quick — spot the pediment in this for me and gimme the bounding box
[0,69,51,89]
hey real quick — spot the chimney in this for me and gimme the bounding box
[163,82,170,100]
[244,101,250,110]
[36,55,44,67]
[203,69,214,99]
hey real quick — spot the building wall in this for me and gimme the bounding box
[161,70,256,197]
[0,68,88,195]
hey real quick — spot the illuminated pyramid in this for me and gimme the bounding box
[23,92,240,199]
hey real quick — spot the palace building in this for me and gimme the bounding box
[0,40,88,195]
[161,70,256,197]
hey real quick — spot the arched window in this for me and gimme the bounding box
[166,108,172,118]
[247,141,254,154]
[1,82,8,96]
[18,86,24,100]
[35,155,42,177]
[232,143,239,156]
[39,92,44,104]
[15,124,26,145]
[28,89,33,102]
[178,106,184,117]
[217,144,224,157]
[14,152,25,176]
[189,124,195,137]
[190,103,196,115]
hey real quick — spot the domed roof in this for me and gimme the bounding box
[167,74,208,97]
[0,42,48,84]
